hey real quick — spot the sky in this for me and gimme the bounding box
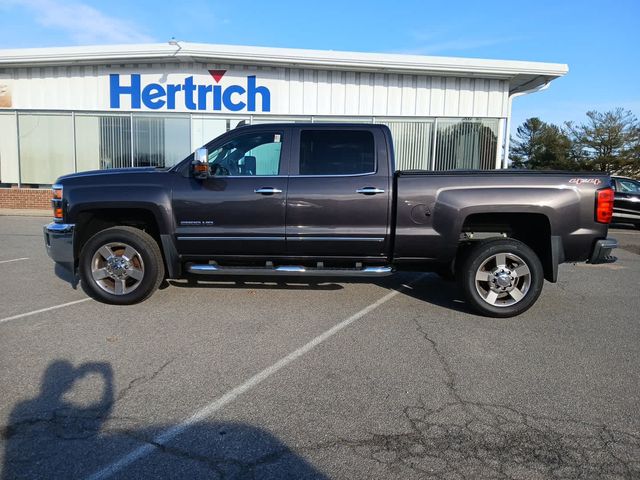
[0,0,638,132]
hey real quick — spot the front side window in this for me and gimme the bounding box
[299,130,375,176]
[208,132,282,176]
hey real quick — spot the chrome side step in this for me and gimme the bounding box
[186,263,394,277]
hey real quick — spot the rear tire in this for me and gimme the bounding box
[79,226,164,305]
[458,239,544,318]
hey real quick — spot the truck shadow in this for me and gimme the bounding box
[168,272,471,315]
[54,263,80,288]
[610,222,639,230]
[391,272,471,314]
[1,360,327,480]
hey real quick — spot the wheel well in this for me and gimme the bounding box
[460,213,555,282]
[74,209,161,260]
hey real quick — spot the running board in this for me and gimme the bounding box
[186,263,394,277]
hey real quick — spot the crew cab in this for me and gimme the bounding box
[44,123,618,317]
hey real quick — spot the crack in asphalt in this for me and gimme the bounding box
[1,358,176,442]
[3,328,639,479]
[336,399,640,479]
[1,411,140,442]
[118,429,315,480]
[115,357,176,403]
[98,319,640,479]
[331,318,640,479]
[414,318,463,404]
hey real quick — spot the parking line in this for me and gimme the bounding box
[85,277,422,480]
[0,298,92,325]
[0,257,29,264]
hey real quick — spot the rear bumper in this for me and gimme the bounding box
[43,223,75,265]
[588,238,618,264]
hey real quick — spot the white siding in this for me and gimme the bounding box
[288,68,304,113]
[429,77,445,116]
[302,69,317,115]
[0,63,510,118]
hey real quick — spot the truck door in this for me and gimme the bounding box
[285,127,391,257]
[172,128,290,256]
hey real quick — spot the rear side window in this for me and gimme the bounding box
[618,179,640,193]
[299,130,375,175]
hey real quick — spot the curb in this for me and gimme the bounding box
[0,209,51,217]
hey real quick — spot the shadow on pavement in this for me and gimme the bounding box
[391,272,471,315]
[54,263,79,289]
[610,222,640,231]
[1,360,326,479]
[168,272,473,314]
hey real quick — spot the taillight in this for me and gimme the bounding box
[52,184,63,221]
[596,187,614,224]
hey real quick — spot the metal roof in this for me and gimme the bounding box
[0,42,568,94]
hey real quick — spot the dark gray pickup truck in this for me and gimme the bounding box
[44,123,617,317]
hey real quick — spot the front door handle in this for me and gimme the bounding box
[254,187,283,195]
[356,187,385,195]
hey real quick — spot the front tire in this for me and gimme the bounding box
[79,226,164,305]
[458,239,544,318]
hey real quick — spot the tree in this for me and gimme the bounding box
[565,108,640,175]
[509,118,577,170]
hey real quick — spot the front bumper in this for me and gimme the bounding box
[43,222,75,265]
[588,237,618,264]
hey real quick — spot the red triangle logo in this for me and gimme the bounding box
[208,69,226,83]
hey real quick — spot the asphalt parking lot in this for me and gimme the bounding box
[1,215,639,480]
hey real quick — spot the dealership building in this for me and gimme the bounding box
[0,42,567,206]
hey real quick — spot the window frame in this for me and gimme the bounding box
[290,127,378,177]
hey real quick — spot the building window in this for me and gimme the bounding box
[100,116,132,169]
[0,113,19,184]
[133,116,190,168]
[75,115,131,171]
[75,114,191,170]
[381,121,433,170]
[434,118,498,170]
[18,113,74,185]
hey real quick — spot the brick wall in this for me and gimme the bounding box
[0,188,51,209]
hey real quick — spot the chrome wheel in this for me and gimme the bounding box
[474,252,531,307]
[90,242,145,295]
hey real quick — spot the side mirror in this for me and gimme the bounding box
[191,148,209,180]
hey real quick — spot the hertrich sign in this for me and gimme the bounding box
[109,69,271,112]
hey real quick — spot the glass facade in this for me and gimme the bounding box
[18,113,75,185]
[0,112,503,186]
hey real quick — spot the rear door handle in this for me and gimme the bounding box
[254,187,283,195]
[356,187,385,195]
